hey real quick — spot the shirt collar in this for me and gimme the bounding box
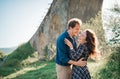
[65,30,74,39]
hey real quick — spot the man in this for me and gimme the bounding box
[56,18,87,79]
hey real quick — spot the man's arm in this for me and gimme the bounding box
[68,58,87,67]
[56,38,70,65]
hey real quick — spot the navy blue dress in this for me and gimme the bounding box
[69,43,91,79]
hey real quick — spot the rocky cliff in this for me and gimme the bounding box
[30,0,103,60]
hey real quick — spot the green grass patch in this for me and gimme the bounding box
[4,61,57,79]
[0,42,35,77]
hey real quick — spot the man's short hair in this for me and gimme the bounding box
[67,18,82,29]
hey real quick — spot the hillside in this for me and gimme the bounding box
[0,47,17,54]
[0,44,119,79]
[0,42,57,79]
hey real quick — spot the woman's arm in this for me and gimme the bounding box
[64,38,86,61]
[70,45,86,61]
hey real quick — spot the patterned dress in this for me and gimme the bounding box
[69,43,91,79]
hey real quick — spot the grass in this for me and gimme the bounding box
[0,41,57,79]
[3,61,57,79]
[0,42,35,77]
[0,57,106,79]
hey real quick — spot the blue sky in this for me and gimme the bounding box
[0,0,53,48]
[0,0,118,48]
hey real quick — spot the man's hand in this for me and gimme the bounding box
[68,58,87,67]
[76,58,87,67]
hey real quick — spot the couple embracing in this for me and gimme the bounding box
[56,18,99,79]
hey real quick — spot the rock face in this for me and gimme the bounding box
[68,0,103,22]
[30,0,103,60]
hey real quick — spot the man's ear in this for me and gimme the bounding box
[68,26,70,30]
[69,27,72,30]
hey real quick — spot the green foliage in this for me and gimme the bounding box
[0,42,35,76]
[95,46,120,79]
[0,51,4,57]
[2,61,57,79]
[3,42,35,66]
[0,66,20,77]
[44,45,48,60]
[44,43,56,61]
[0,51,6,65]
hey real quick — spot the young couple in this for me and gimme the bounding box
[56,18,99,79]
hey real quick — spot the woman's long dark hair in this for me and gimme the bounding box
[85,29,99,57]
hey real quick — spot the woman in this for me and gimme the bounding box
[64,29,99,79]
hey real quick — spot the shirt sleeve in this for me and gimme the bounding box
[57,39,70,64]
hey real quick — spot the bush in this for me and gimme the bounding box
[0,51,4,59]
[0,42,35,76]
[96,46,120,79]
[3,42,35,66]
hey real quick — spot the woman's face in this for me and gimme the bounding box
[78,31,87,44]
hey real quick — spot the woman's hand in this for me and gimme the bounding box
[64,38,73,49]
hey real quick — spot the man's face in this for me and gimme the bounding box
[70,24,80,37]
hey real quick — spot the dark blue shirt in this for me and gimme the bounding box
[56,30,77,66]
